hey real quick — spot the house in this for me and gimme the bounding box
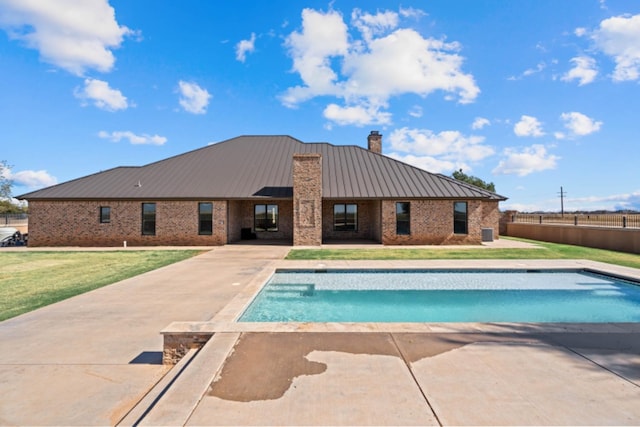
[18,132,507,247]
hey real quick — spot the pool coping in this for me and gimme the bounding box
[161,259,640,363]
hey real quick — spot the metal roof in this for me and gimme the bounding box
[18,135,507,201]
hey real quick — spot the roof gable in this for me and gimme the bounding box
[19,135,507,201]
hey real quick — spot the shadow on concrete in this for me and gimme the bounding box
[129,351,163,365]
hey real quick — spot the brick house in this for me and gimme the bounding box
[18,132,507,247]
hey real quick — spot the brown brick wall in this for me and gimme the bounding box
[27,200,227,247]
[482,201,501,239]
[28,198,500,247]
[228,200,293,242]
[322,199,381,242]
[227,200,242,243]
[381,199,496,245]
[292,153,322,246]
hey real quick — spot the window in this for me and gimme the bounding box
[254,204,278,232]
[99,206,111,223]
[334,203,357,231]
[396,202,410,235]
[199,202,213,235]
[142,203,156,236]
[454,201,468,234]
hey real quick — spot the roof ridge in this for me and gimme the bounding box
[139,135,306,169]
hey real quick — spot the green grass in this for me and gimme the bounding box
[286,238,640,269]
[0,250,203,321]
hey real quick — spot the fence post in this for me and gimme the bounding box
[574,215,578,226]
[539,215,542,224]
[623,216,627,228]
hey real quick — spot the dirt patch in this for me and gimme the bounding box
[207,332,553,402]
[392,333,541,363]
[208,332,401,402]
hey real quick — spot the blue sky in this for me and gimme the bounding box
[1,0,639,211]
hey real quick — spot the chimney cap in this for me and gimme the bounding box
[369,130,380,136]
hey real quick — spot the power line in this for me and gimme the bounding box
[558,186,567,216]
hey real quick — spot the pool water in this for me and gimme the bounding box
[238,269,640,323]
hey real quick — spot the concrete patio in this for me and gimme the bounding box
[1,241,640,425]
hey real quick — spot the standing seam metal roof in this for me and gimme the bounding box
[18,135,507,201]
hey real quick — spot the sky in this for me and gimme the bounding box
[1,0,639,212]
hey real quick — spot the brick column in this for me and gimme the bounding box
[292,153,322,246]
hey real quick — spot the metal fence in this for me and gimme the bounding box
[512,213,640,229]
[1,213,28,226]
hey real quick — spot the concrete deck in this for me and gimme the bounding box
[1,240,640,425]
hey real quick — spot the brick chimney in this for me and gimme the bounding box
[367,130,382,154]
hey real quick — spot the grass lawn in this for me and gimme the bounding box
[0,250,203,321]
[287,238,640,269]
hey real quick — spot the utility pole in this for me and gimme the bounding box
[558,186,567,217]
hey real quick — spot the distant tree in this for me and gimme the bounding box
[452,169,496,192]
[0,199,27,214]
[0,160,12,199]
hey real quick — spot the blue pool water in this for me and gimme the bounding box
[238,269,640,323]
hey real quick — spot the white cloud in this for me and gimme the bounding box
[323,103,391,126]
[281,7,478,126]
[74,78,128,111]
[408,105,423,118]
[523,190,639,211]
[389,127,494,169]
[613,191,640,211]
[508,62,546,80]
[342,29,479,102]
[280,8,349,107]
[561,56,598,85]
[569,191,640,210]
[398,7,427,19]
[6,169,57,189]
[177,81,211,114]
[235,32,256,62]
[0,0,133,75]
[493,144,559,176]
[351,8,399,42]
[98,130,167,145]
[514,115,545,137]
[559,112,602,137]
[471,117,490,130]
[574,27,587,37]
[593,13,640,81]
[387,152,458,174]
[523,62,546,77]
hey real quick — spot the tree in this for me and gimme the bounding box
[0,199,27,214]
[0,160,12,199]
[452,169,496,192]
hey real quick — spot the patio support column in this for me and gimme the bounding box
[292,153,322,246]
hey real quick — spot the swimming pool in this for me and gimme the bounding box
[238,269,640,323]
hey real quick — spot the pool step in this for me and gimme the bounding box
[265,283,315,296]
